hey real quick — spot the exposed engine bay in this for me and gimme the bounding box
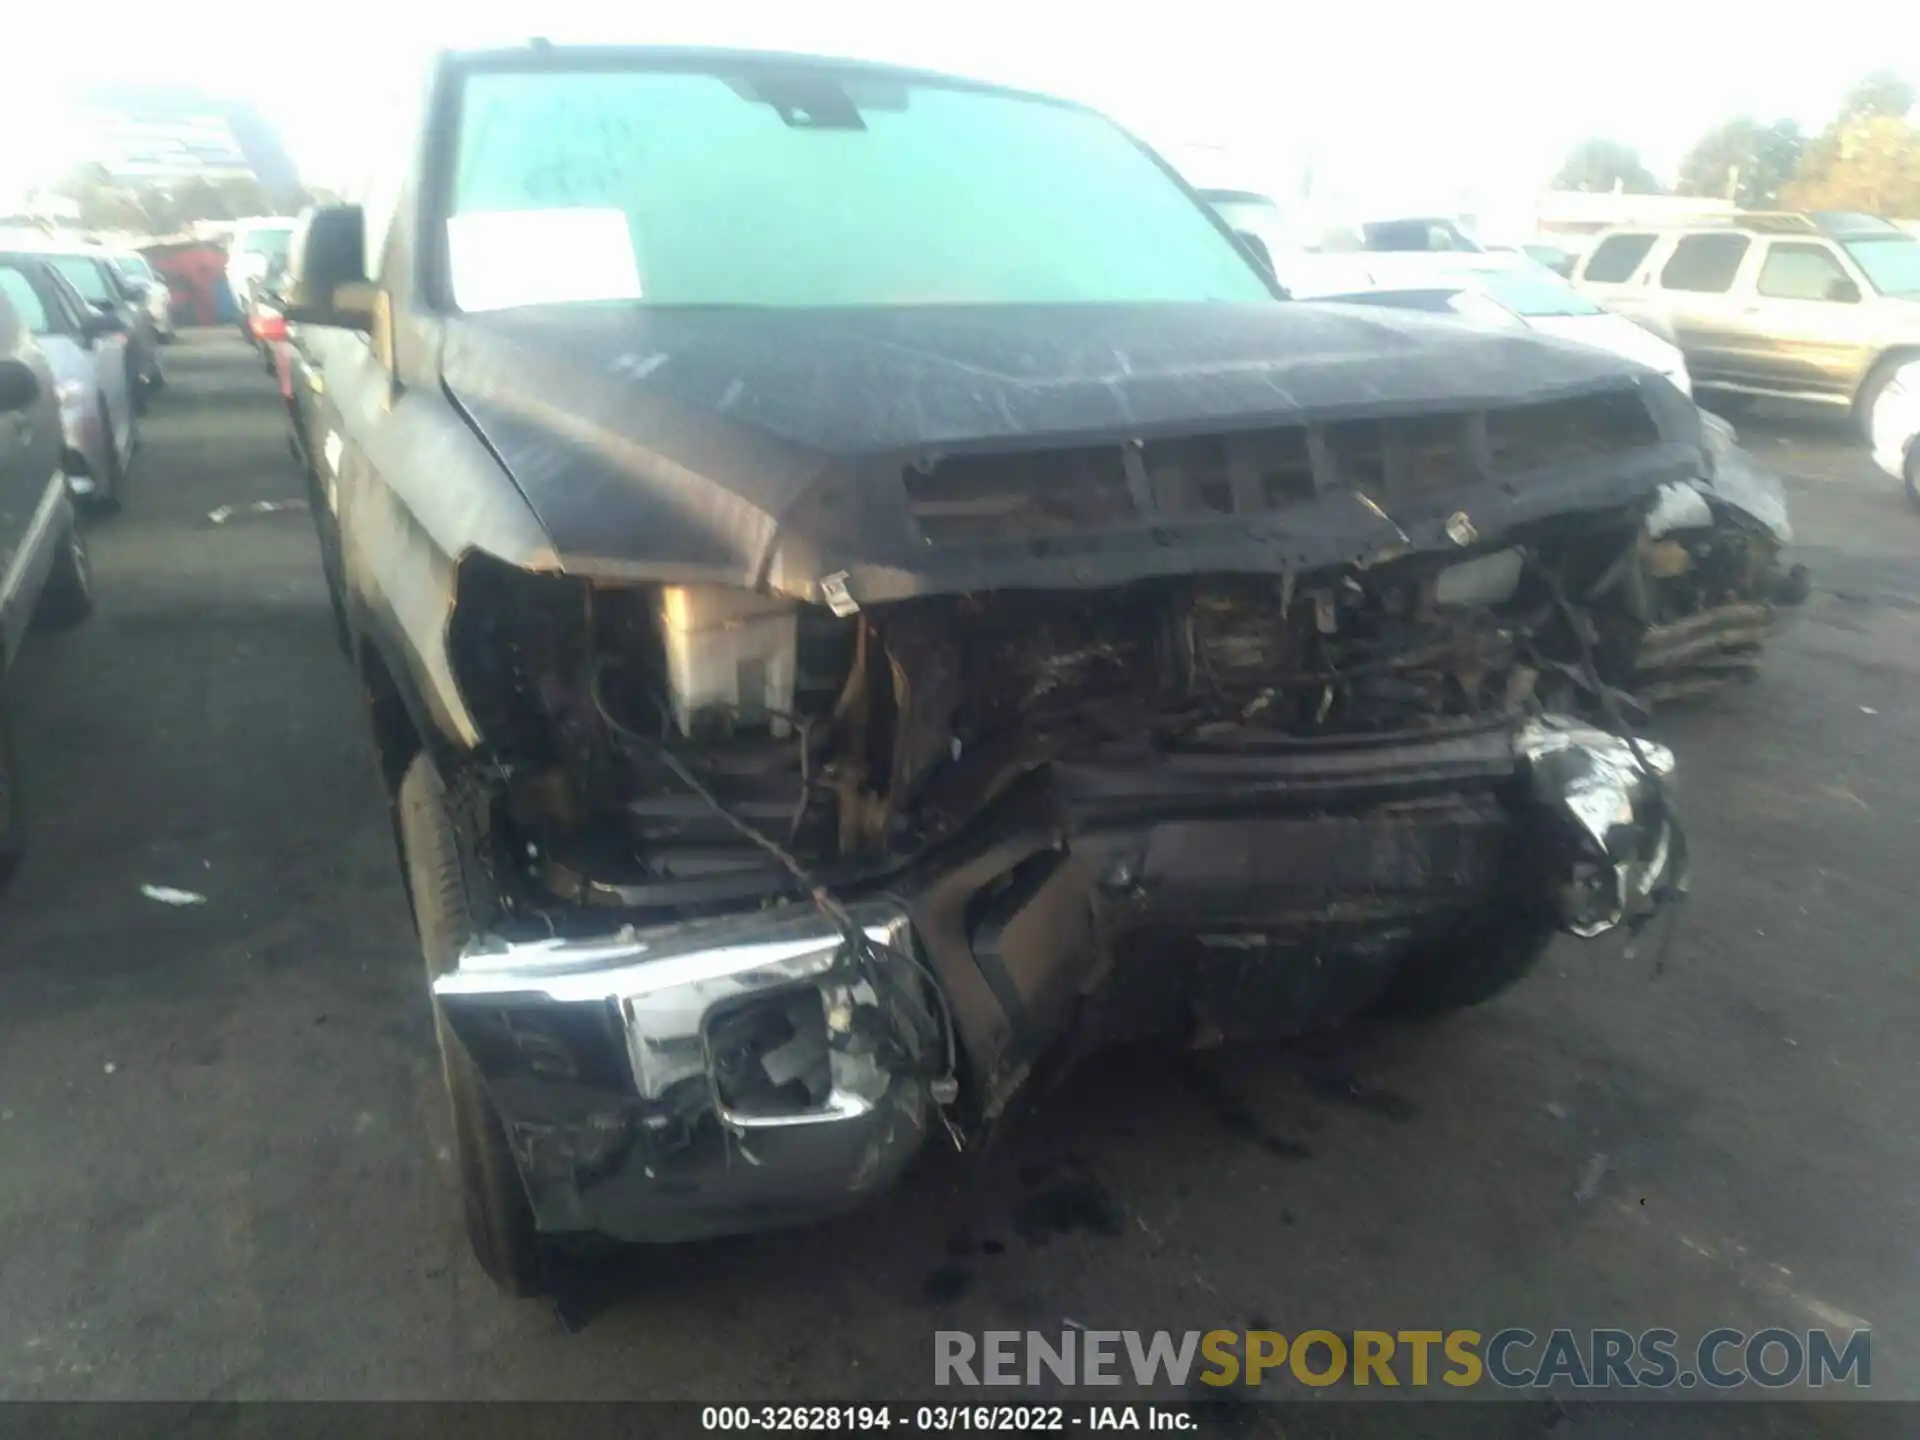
[452,512,1661,913]
[421,385,1779,1242]
[434,470,1712,1129]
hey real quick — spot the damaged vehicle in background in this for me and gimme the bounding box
[285,45,1692,1298]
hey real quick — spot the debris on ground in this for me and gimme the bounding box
[139,885,208,906]
[207,499,308,526]
[1575,1153,1611,1203]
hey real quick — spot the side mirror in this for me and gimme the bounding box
[281,204,374,332]
[83,309,127,340]
[1829,278,1862,303]
[0,358,38,413]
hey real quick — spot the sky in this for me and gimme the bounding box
[2,0,1911,216]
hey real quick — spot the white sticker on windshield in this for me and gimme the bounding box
[446,208,642,312]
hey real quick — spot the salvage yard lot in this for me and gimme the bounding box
[1,336,1916,1419]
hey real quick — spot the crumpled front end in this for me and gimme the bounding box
[431,705,1680,1242]
[417,373,1712,1244]
[1609,412,1808,707]
[428,527,1692,1241]
[1519,717,1682,937]
[433,907,941,1243]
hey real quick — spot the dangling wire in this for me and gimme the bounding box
[587,661,962,1115]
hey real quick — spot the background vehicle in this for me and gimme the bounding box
[225,219,298,335]
[1485,241,1579,278]
[0,254,137,510]
[1341,214,1484,252]
[1571,212,1920,429]
[111,251,176,342]
[1315,257,1694,393]
[1869,358,1920,508]
[32,244,164,410]
[242,255,291,364]
[285,44,1684,1298]
[0,278,95,879]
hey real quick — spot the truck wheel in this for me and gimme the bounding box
[1378,908,1557,1018]
[37,516,94,628]
[396,751,545,1297]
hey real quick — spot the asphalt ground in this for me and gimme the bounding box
[1,335,1916,1433]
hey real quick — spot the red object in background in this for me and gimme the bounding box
[142,242,235,326]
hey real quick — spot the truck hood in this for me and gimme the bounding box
[440,301,1703,601]
[1525,312,1690,392]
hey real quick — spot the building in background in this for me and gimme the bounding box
[70,87,301,200]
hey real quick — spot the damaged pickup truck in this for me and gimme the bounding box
[285,44,1691,1296]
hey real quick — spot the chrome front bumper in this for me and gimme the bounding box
[432,905,933,1244]
[431,716,1683,1246]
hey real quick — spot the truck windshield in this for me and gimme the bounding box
[445,65,1273,310]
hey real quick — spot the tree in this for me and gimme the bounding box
[1839,71,1916,124]
[1782,70,1920,215]
[1553,138,1661,195]
[1783,115,1920,214]
[1675,118,1803,207]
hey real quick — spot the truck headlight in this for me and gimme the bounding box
[445,556,820,762]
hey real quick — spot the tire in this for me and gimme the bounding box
[0,691,20,888]
[396,751,544,1296]
[1905,445,1920,515]
[85,405,124,514]
[37,516,93,629]
[1377,906,1558,1018]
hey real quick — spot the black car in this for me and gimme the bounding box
[283,44,1689,1298]
[0,276,95,878]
